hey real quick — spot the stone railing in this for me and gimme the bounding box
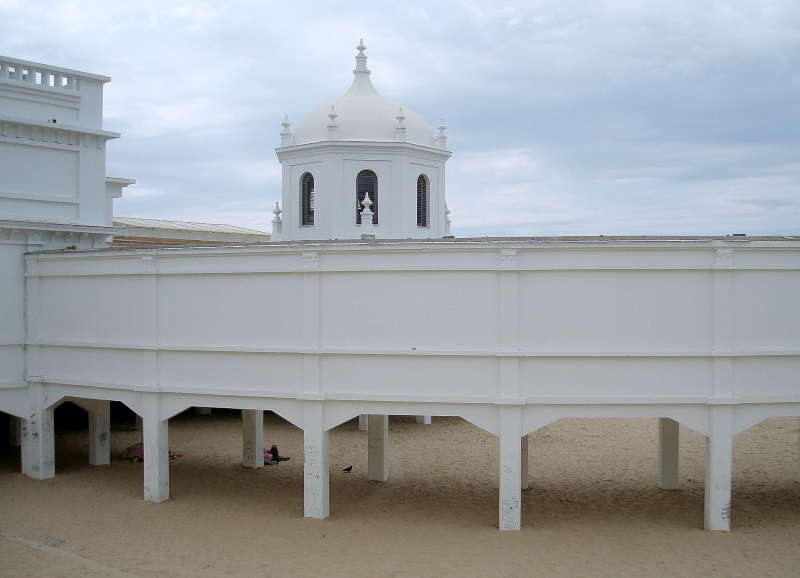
[0,57,83,91]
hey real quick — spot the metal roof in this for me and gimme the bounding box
[113,217,270,236]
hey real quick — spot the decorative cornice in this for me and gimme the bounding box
[0,219,124,236]
[276,139,452,162]
[0,114,119,140]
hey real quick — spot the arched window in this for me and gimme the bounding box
[416,174,429,227]
[356,170,378,225]
[300,173,314,226]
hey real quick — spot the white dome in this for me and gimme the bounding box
[292,42,435,148]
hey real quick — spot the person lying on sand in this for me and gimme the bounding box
[264,444,290,464]
[270,444,290,462]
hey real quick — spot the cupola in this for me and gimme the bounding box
[274,41,451,242]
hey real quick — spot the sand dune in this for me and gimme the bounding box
[1,410,798,577]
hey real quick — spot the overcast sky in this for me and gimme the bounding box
[2,1,798,236]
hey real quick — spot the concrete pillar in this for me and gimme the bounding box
[658,418,680,490]
[242,409,264,468]
[704,406,733,531]
[9,415,21,446]
[142,394,169,502]
[368,414,389,482]
[88,400,111,466]
[134,414,143,431]
[303,402,329,519]
[415,415,432,424]
[498,405,522,530]
[358,414,368,431]
[21,383,54,480]
[521,433,529,490]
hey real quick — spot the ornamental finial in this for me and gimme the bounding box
[435,119,448,150]
[354,39,370,75]
[280,115,292,147]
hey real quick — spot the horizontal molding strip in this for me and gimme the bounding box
[28,340,800,358]
[21,377,800,406]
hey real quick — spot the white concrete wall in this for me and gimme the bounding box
[20,240,800,406]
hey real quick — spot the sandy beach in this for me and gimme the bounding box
[1,408,798,577]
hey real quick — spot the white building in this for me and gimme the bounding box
[1,55,128,446]
[1,45,799,533]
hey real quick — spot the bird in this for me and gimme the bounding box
[342,465,352,473]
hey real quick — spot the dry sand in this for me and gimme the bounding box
[1,409,798,577]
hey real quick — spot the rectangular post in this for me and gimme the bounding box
[21,383,55,479]
[368,414,389,482]
[521,434,529,490]
[415,415,432,425]
[242,409,264,468]
[704,406,733,531]
[303,402,329,519]
[9,415,21,447]
[499,405,522,530]
[658,418,680,489]
[88,400,111,465]
[142,394,169,502]
[358,414,368,431]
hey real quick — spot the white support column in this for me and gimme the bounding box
[21,383,54,480]
[303,402,329,519]
[358,414,368,431]
[415,415,431,425]
[242,409,264,468]
[704,406,733,531]
[658,418,680,490]
[368,414,389,482]
[520,433,529,490]
[88,400,111,466]
[9,415,21,447]
[142,394,169,502]
[498,405,523,530]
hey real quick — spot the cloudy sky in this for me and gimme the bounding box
[2,1,798,236]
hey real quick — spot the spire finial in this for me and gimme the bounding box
[280,115,293,147]
[272,202,282,238]
[435,119,448,150]
[327,106,339,140]
[354,39,370,75]
[395,107,407,142]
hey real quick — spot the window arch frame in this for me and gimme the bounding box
[300,172,315,227]
[356,169,378,225]
[416,174,429,228]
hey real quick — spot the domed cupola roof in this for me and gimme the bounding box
[291,41,436,147]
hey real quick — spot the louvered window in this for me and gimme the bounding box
[416,174,428,227]
[301,173,314,226]
[356,170,378,224]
